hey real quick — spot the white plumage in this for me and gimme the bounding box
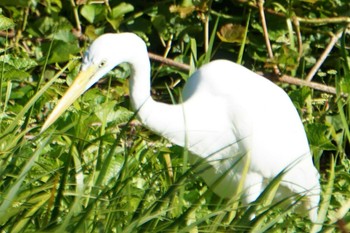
[41,33,320,222]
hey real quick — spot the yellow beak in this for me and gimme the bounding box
[40,65,97,133]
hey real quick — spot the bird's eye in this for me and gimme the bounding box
[99,60,107,68]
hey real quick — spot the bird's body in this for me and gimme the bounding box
[41,33,320,222]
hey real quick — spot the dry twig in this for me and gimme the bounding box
[305,29,345,82]
[257,0,281,76]
[148,52,339,95]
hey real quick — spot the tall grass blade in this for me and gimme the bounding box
[236,169,284,227]
[311,156,335,233]
[21,31,56,131]
[0,135,52,223]
[11,194,51,232]
[236,10,251,65]
[202,16,220,65]
[2,59,76,137]
[54,146,85,232]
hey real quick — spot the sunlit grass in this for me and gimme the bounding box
[1,69,347,231]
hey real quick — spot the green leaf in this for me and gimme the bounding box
[26,16,73,37]
[42,40,80,63]
[326,115,344,132]
[0,54,37,70]
[217,24,246,43]
[95,101,133,125]
[0,14,15,30]
[289,86,312,110]
[276,45,299,71]
[110,2,134,19]
[80,4,106,24]
[0,55,37,81]
[306,123,337,151]
[53,29,78,43]
[152,15,168,37]
[32,17,55,36]
[107,2,134,30]
[1,68,30,81]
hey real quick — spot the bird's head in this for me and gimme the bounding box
[40,33,145,132]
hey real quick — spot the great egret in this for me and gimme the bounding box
[41,33,320,222]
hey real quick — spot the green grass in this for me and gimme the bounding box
[1,0,350,232]
[1,54,349,232]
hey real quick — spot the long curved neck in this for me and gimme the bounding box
[126,42,185,140]
[128,47,152,111]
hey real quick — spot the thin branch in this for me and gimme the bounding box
[204,14,209,53]
[148,52,191,71]
[305,29,345,82]
[148,52,339,95]
[292,16,303,61]
[257,0,281,76]
[164,35,173,58]
[279,74,337,95]
[0,30,15,38]
[297,16,350,25]
[70,0,82,37]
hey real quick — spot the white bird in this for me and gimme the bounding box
[41,33,320,222]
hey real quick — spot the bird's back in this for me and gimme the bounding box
[183,59,311,170]
[180,60,319,220]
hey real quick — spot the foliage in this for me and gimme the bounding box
[0,0,350,232]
